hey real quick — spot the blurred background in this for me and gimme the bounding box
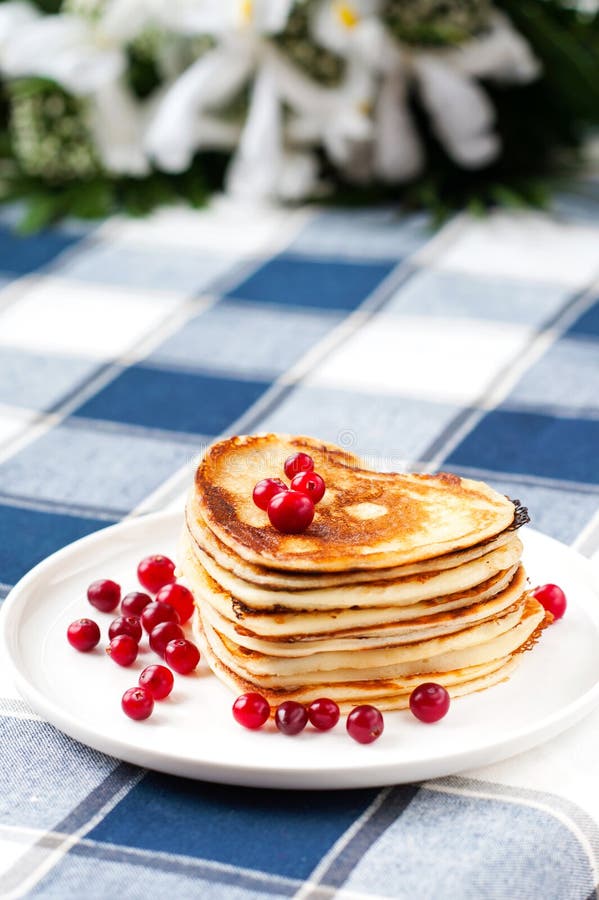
[1,0,599,581]
[0,0,599,228]
[1,6,599,897]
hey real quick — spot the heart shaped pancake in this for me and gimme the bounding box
[194,433,518,572]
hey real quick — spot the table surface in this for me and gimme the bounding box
[1,189,599,899]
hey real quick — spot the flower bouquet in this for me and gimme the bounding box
[0,0,598,230]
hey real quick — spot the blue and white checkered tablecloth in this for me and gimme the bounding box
[1,189,599,899]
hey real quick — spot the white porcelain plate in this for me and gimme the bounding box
[2,511,599,789]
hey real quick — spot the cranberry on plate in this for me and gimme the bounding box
[232,692,270,729]
[137,554,176,593]
[139,665,174,700]
[122,686,154,720]
[275,701,308,735]
[67,618,100,652]
[165,639,200,675]
[409,683,450,723]
[121,591,152,617]
[107,634,138,667]
[346,705,384,744]
[149,621,184,657]
[87,579,120,613]
[532,583,567,621]
[308,698,340,731]
[141,601,180,634]
[108,615,142,643]
[155,582,195,624]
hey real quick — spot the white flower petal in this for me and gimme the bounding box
[277,151,319,201]
[445,13,540,83]
[277,55,374,167]
[156,0,237,34]
[311,0,383,56]
[145,46,253,172]
[350,18,399,71]
[194,115,241,150]
[0,2,38,58]
[3,16,124,93]
[252,0,295,34]
[320,60,375,164]
[226,63,281,200]
[265,46,336,116]
[373,73,423,182]
[323,107,372,163]
[88,80,150,176]
[415,56,500,168]
[158,0,293,35]
[99,0,157,44]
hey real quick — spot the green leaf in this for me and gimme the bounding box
[490,185,527,209]
[467,196,487,218]
[66,180,114,219]
[17,192,64,234]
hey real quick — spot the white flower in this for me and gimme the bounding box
[145,0,324,201]
[144,39,256,173]
[0,0,155,175]
[0,2,39,64]
[411,13,540,168]
[0,0,543,201]
[157,0,293,36]
[308,1,421,180]
[310,2,540,181]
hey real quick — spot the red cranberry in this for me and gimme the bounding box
[290,471,326,504]
[275,701,308,735]
[149,621,184,657]
[232,692,270,729]
[107,634,138,667]
[409,683,450,723]
[165,639,200,675]
[532,583,567,621]
[139,665,174,700]
[155,582,195,625]
[137,554,176,593]
[308,697,340,731]
[87,579,120,612]
[108,615,142,643]
[253,478,288,511]
[121,591,152,617]
[67,618,100,652]
[267,491,314,534]
[122,686,154,720]
[284,452,314,479]
[346,705,384,744]
[141,601,179,633]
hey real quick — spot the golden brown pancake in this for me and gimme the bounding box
[181,433,544,712]
[180,528,523,637]
[184,529,523,611]
[194,434,518,572]
[199,597,543,682]
[195,567,529,656]
[193,610,545,712]
[185,491,515,589]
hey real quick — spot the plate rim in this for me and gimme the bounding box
[2,512,599,789]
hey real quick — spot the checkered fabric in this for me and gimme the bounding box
[1,188,599,899]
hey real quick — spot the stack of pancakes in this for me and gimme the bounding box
[181,434,549,711]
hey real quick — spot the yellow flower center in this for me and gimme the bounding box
[239,0,253,25]
[335,2,359,29]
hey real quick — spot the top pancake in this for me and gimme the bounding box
[193,434,517,573]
